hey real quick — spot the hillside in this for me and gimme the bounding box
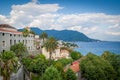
[18,27,99,42]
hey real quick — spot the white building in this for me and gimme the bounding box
[42,47,70,60]
[0,24,36,53]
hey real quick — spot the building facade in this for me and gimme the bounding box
[0,24,36,53]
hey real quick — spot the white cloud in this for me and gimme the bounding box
[109,24,120,29]
[106,31,120,36]
[0,1,120,41]
[11,2,62,16]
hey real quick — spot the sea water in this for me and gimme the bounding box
[74,41,120,56]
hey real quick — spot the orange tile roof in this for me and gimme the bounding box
[64,61,80,73]
[70,61,80,73]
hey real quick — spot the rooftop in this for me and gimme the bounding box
[70,61,80,73]
[64,61,80,73]
[0,24,16,29]
[0,24,22,34]
[0,28,22,34]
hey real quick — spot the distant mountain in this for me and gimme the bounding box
[18,27,99,42]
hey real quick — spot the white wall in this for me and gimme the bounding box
[0,32,36,53]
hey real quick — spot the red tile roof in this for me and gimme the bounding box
[64,61,80,73]
[70,61,80,73]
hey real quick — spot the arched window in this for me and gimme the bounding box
[2,41,5,47]
[2,33,5,36]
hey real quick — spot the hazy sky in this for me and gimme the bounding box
[0,0,120,41]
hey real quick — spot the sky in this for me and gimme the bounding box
[0,0,120,41]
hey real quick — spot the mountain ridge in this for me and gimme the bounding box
[18,27,100,42]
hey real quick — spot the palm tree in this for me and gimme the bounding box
[0,51,19,80]
[43,37,58,60]
[22,28,30,37]
[40,32,48,44]
[10,42,28,59]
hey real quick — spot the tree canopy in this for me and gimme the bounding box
[40,32,48,43]
[22,28,30,37]
[80,53,116,80]
[22,54,48,76]
[101,51,120,80]
[70,51,82,60]
[43,66,62,80]
[0,51,19,80]
[10,42,28,58]
[65,68,77,80]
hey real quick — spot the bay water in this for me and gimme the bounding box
[74,41,120,56]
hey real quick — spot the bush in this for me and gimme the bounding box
[70,51,82,60]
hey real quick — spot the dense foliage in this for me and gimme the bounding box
[42,66,62,80]
[101,51,120,80]
[70,51,82,60]
[10,42,28,58]
[80,53,116,80]
[0,51,19,80]
[65,68,77,80]
[56,58,73,67]
[22,54,49,76]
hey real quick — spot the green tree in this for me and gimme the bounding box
[10,42,28,58]
[56,58,73,67]
[40,32,48,43]
[43,37,58,60]
[70,51,82,60]
[22,54,48,76]
[22,28,30,37]
[43,66,62,80]
[65,68,77,80]
[81,53,116,80]
[101,51,120,80]
[0,51,19,80]
[53,61,66,79]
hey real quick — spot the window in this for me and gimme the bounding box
[10,40,12,45]
[14,34,16,37]
[2,41,5,47]
[26,40,27,44]
[2,33,5,36]
[10,34,12,36]
[2,50,5,53]
[18,40,20,42]
[23,40,24,44]
[29,47,30,50]
[14,40,16,44]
